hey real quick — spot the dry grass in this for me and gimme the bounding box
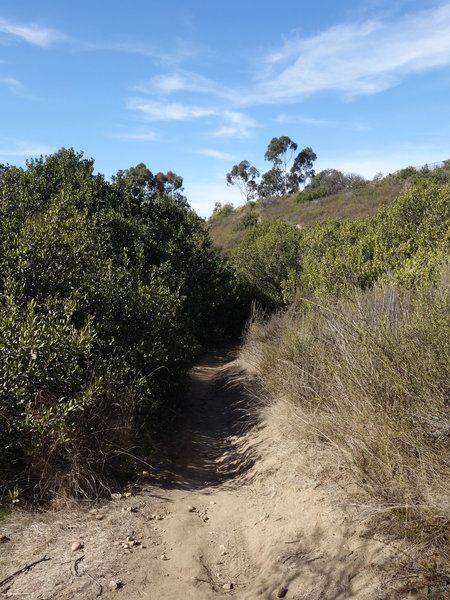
[209,180,402,253]
[238,270,449,591]
[0,488,161,598]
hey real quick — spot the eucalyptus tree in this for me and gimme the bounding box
[226,160,260,203]
[260,136,317,197]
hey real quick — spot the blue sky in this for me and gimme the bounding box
[1,1,449,217]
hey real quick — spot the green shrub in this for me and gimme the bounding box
[233,181,449,307]
[208,202,235,223]
[232,220,303,308]
[295,185,326,203]
[373,182,450,286]
[0,148,244,502]
[234,211,258,231]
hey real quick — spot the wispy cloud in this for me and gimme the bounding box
[128,98,257,138]
[0,76,40,100]
[127,99,215,121]
[195,148,235,161]
[0,139,54,157]
[140,4,450,110]
[276,114,370,131]
[0,17,63,46]
[135,70,233,99]
[0,76,24,94]
[79,36,200,66]
[112,129,158,142]
[213,111,257,138]
[124,4,450,144]
[254,4,450,101]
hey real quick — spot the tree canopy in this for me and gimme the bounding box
[226,160,260,202]
[225,136,317,202]
[0,148,245,502]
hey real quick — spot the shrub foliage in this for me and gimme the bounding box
[233,181,449,307]
[0,148,242,502]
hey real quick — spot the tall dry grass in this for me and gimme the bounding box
[239,269,449,579]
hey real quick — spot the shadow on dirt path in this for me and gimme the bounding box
[160,347,256,491]
[0,348,396,600]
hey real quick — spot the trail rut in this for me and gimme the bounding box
[1,349,395,599]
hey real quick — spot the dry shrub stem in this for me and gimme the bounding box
[239,268,449,584]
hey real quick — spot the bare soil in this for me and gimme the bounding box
[0,349,406,599]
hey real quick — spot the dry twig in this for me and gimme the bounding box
[0,555,51,588]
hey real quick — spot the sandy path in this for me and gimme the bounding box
[0,349,394,600]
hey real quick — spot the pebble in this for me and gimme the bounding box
[71,542,83,552]
[142,470,149,476]
[95,514,105,520]
[124,492,132,498]
[209,501,216,505]
[223,583,233,590]
[276,585,288,598]
[111,493,123,500]
[109,580,118,590]
[187,505,196,512]
[160,553,169,560]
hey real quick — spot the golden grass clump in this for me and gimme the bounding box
[240,271,449,560]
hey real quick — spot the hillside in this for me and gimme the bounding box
[0,153,448,599]
[209,162,449,253]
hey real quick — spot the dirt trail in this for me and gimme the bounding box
[1,349,395,600]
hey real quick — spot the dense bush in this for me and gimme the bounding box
[233,182,449,308]
[232,220,303,308]
[208,202,235,223]
[296,169,367,203]
[233,211,258,231]
[0,148,243,502]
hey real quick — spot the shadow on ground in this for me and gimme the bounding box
[151,348,257,492]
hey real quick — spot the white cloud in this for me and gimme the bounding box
[127,98,215,121]
[128,4,450,120]
[195,148,235,161]
[128,98,258,138]
[0,76,40,100]
[80,39,198,65]
[319,147,449,180]
[124,4,450,146]
[113,129,158,142]
[183,181,242,218]
[0,139,54,157]
[276,113,369,131]
[0,17,62,46]
[213,111,258,138]
[147,70,229,97]
[0,76,24,94]
[254,4,450,102]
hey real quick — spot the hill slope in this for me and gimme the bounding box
[209,162,449,253]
